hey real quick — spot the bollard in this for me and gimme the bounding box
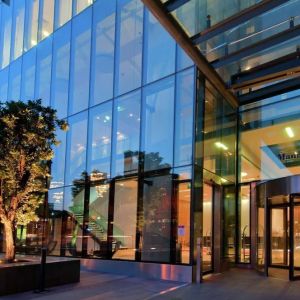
[38,247,47,292]
[196,237,202,283]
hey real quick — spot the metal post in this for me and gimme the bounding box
[38,247,47,292]
[196,237,202,283]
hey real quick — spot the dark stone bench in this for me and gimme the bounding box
[0,257,80,296]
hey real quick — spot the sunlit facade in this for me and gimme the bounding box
[1,0,300,282]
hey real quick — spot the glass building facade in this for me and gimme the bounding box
[1,0,300,282]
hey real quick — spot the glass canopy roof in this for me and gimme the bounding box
[146,0,300,105]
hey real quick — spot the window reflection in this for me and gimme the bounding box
[24,0,39,51]
[115,0,143,96]
[0,68,8,101]
[0,4,12,68]
[65,112,88,185]
[76,0,93,14]
[88,101,112,179]
[69,8,92,115]
[35,37,52,107]
[174,68,194,167]
[51,24,71,118]
[8,58,22,100]
[55,0,73,28]
[112,91,140,177]
[90,0,116,105]
[21,49,36,101]
[141,174,172,263]
[142,76,175,171]
[112,180,138,260]
[40,0,54,41]
[143,9,175,84]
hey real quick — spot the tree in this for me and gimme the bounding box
[0,100,67,262]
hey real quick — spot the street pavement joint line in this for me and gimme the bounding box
[143,283,190,300]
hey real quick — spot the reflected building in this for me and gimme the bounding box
[1,0,300,283]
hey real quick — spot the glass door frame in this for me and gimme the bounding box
[266,193,300,280]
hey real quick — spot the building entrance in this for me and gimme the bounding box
[257,176,300,280]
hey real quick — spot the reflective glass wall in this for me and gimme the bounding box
[0,0,195,265]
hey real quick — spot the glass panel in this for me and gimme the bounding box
[21,49,36,101]
[51,24,71,119]
[257,189,265,272]
[239,185,250,263]
[24,0,39,51]
[48,188,64,255]
[87,101,113,180]
[112,90,140,177]
[204,81,236,184]
[112,180,138,260]
[271,207,289,266]
[11,0,25,60]
[55,0,73,28]
[115,0,143,96]
[90,0,116,106]
[69,8,92,115]
[224,185,236,262]
[8,58,22,100]
[141,174,172,263]
[240,91,300,183]
[174,68,194,167]
[203,183,213,272]
[76,0,93,14]
[50,129,66,188]
[177,182,191,264]
[40,0,54,41]
[0,68,9,101]
[294,205,300,276]
[65,111,88,185]
[88,183,109,258]
[0,4,12,68]
[142,76,175,171]
[63,185,84,256]
[143,9,175,84]
[177,45,193,71]
[35,37,52,107]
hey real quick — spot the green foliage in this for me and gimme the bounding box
[0,99,67,227]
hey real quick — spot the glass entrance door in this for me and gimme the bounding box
[270,207,289,267]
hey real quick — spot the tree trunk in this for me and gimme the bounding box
[4,221,15,262]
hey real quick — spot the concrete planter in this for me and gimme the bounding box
[0,257,80,296]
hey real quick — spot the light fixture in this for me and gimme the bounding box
[215,141,228,150]
[31,39,37,46]
[221,178,228,183]
[241,172,248,177]
[285,127,295,138]
[42,30,50,37]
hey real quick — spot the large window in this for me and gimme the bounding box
[65,111,88,185]
[11,0,25,60]
[0,4,12,68]
[142,77,175,171]
[141,174,172,263]
[40,0,54,41]
[87,101,113,179]
[8,58,22,100]
[174,68,194,167]
[51,24,71,119]
[35,37,53,107]
[112,180,138,261]
[111,90,140,177]
[55,0,73,28]
[24,0,39,51]
[21,49,36,101]
[115,0,143,96]
[90,0,116,106]
[69,8,92,115]
[143,9,175,84]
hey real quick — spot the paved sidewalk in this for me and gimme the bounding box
[153,268,300,300]
[1,271,186,300]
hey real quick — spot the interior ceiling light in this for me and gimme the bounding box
[215,142,228,150]
[285,127,295,138]
[241,172,248,177]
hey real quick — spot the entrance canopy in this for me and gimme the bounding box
[142,0,300,106]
